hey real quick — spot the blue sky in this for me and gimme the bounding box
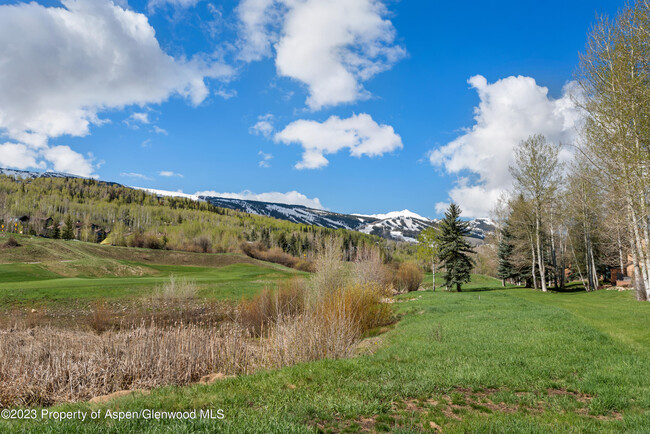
[0,0,623,217]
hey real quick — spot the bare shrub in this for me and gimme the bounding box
[295,260,314,272]
[195,236,212,253]
[238,278,306,336]
[89,299,110,334]
[395,262,423,292]
[351,245,392,289]
[2,236,20,248]
[241,242,312,270]
[143,234,163,250]
[126,231,145,248]
[264,310,359,366]
[310,237,349,297]
[322,284,393,334]
[154,274,198,301]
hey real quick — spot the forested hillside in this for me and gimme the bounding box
[0,176,387,263]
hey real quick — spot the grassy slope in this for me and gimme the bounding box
[3,279,648,433]
[0,235,304,305]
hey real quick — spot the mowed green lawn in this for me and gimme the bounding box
[3,277,648,433]
[0,235,305,306]
[0,263,302,305]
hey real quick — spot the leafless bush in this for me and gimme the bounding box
[394,262,423,292]
[238,278,306,336]
[154,274,198,301]
[195,236,212,253]
[2,236,20,248]
[310,237,349,298]
[143,234,164,250]
[89,299,110,334]
[351,245,392,289]
[241,242,313,271]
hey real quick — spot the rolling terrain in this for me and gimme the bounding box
[0,234,304,306]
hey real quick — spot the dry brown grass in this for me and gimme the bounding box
[0,323,255,406]
[0,245,394,408]
[0,295,387,407]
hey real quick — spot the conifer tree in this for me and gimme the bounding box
[438,203,475,292]
[51,219,60,239]
[62,215,75,240]
[496,224,516,286]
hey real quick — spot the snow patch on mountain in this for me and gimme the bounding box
[133,187,201,202]
[369,209,428,220]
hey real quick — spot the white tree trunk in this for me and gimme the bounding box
[535,213,547,292]
[530,236,537,290]
[432,262,436,292]
[626,194,649,300]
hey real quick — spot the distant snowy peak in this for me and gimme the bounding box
[369,209,428,220]
[358,213,434,242]
[0,167,82,179]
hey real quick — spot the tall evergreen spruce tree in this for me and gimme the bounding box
[438,203,475,292]
[62,215,75,240]
[496,224,516,286]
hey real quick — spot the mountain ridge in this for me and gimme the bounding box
[0,168,497,243]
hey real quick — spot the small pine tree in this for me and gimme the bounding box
[277,232,288,252]
[62,215,75,240]
[438,203,476,292]
[496,224,516,286]
[51,219,61,239]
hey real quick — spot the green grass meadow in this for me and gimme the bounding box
[0,235,305,306]
[1,269,648,432]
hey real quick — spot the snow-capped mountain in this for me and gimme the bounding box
[357,210,438,242]
[198,198,495,243]
[127,187,496,243]
[201,196,374,230]
[0,168,82,179]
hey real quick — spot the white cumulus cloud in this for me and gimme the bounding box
[235,0,279,62]
[0,0,233,176]
[194,189,324,209]
[0,143,43,170]
[42,146,96,177]
[429,75,581,218]
[274,113,402,169]
[236,0,405,110]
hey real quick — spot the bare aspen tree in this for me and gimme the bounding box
[565,160,603,291]
[510,135,563,292]
[576,1,650,300]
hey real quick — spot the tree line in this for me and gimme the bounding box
[494,1,650,301]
